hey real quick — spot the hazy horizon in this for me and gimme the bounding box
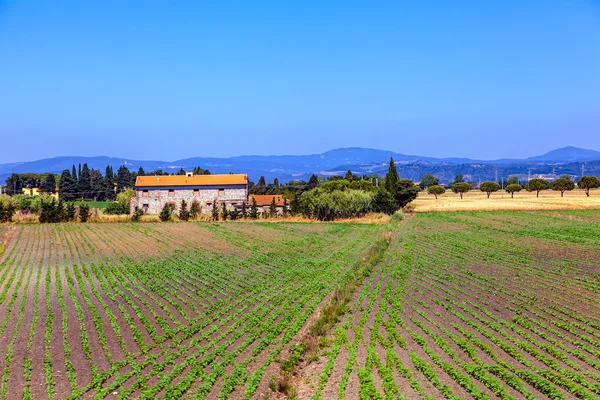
[1,0,599,163]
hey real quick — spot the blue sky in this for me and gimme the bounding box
[1,0,599,163]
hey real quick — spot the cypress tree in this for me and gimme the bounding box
[179,200,190,221]
[282,198,288,217]
[190,200,201,219]
[65,202,76,221]
[79,163,92,199]
[59,169,77,202]
[384,157,399,193]
[78,202,90,222]
[211,201,219,221]
[137,167,145,176]
[78,163,82,181]
[221,202,228,221]
[72,165,78,184]
[273,178,279,187]
[308,174,319,187]
[159,203,171,222]
[249,197,259,219]
[257,176,266,186]
[241,201,247,218]
[42,173,57,194]
[269,197,277,217]
[116,166,132,192]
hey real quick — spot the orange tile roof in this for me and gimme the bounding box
[136,174,247,187]
[250,194,285,207]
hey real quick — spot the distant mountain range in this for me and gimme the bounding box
[2,146,599,185]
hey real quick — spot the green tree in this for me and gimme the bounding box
[41,173,57,194]
[419,174,439,190]
[257,176,266,186]
[451,182,471,199]
[90,169,105,200]
[211,201,219,221]
[371,187,396,215]
[552,177,575,197]
[269,197,278,217]
[0,200,15,223]
[308,174,320,187]
[507,176,519,185]
[480,181,500,198]
[427,185,446,199]
[249,197,259,219]
[59,169,77,202]
[159,203,172,222]
[229,209,240,220]
[282,198,289,217]
[505,184,522,198]
[390,179,419,208]
[345,170,354,181]
[79,163,92,199]
[78,203,90,222]
[65,202,76,221]
[137,167,145,176]
[527,178,549,198]
[72,165,78,185]
[190,200,201,219]
[273,178,279,187]
[384,158,400,194]
[131,206,144,222]
[179,199,190,221]
[577,176,600,197]
[116,165,132,192]
[241,201,247,218]
[221,202,228,221]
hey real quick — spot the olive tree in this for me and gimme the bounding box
[479,181,500,198]
[505,184,522,198]
[527,178,549,198]
[451,182,471,199]
[552,177,575,197]
[427,185,446,199]
[577,176,600,197]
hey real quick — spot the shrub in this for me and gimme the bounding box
[190,200,201,219]
[0,200,15,223]
[299,189,373,221]
[131,206,144,222]
[78,203,90,222]
[105,188,136,214]
[179,200,190,221]
[65,202,76,221]
[372,187,397,215]
[159,203,172,222]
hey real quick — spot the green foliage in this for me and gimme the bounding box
[221,203,228,221]
[269,197,278,217]
[240,201,247,218]
[451,182,471,199]
[577,176,600,197]
[105,188,135,214]
[131,206,144,222]
[179,200,190,221]
[384,157,400,194]
[552,177,575,197]
[0,200,15,223]
[298,189,373,221]
[319,179,375,193]
[308,174,320,187]
[249,198,259,219]
[390,179,420,208]
[78,203,90,222]
[65,202,76,221]
[427,185,446,199]
[527,178,550,197]
[257,176,266,186]
[159,203,172,222]
[190,200,201,219]
[480,181,501,198]
[371,188,397,215]
[59,169,77,202]
[419,174,439,189]
[505,184,522,198]
[211,202,219,221]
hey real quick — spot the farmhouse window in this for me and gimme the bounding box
[207,202,212,207]
[168,190,175,197]
[142,204,149,212]
[193,189,200,196]
[218,188,225,197]
[142,190,149,197]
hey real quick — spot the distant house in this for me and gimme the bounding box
[249,194,287,215]
[21,187,59,200]
[131,173,248,215]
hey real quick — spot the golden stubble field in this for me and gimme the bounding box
[413,188,600,212]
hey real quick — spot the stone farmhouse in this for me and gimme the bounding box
[249,194,287,215]
[130,173,248,215]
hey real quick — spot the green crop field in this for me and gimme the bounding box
[0,211,599,399]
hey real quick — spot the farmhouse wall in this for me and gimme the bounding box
[133,184,247,215]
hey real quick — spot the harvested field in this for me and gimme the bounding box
[413,188,600,212]
[1,210,599,399]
